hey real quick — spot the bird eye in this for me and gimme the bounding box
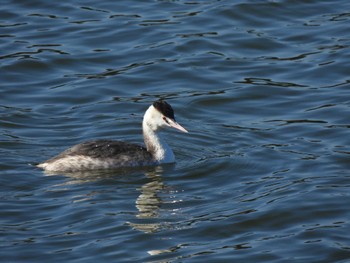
[163,116,169,124]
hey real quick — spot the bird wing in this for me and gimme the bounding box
[49,139,151,160]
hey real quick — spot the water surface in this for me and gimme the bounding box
[1,0,350,262]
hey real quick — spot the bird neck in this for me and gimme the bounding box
[142,122,175,163]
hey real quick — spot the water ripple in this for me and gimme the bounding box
[2,0,350,262]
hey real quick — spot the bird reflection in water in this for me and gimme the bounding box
[44,165,181,234]
[128,166,178,234]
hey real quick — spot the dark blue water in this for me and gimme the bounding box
[1,0,350,262]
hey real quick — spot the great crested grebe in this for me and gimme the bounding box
[37,100,188,173]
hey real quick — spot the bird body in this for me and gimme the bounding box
[37,100,187,173]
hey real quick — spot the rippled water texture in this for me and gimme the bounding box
[1,0,350,262]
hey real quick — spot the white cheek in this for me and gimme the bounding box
[148,118,165,131]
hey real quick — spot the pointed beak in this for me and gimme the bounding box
[168,119,188,133]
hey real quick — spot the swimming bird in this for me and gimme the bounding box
[37,100,188,173]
